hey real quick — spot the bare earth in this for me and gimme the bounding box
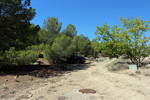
[1,58,150,100]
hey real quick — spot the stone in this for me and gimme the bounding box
[129,65,137,70]
[14,75,18,80]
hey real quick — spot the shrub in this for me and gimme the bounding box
[107,57,130,71]
[0,44,44,68]
[43,45,56,64]
[135,70,141,75]
[44,35,75,64]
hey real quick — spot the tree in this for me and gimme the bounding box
[91,39,101,58]
[25,23,40,46]
[95,17,150,68]
[72,34,91,56]
[38,17,62,45]
[0,0,41,68]
[44,35,75,64]
[0,0,37,51]
[62,24,77,38]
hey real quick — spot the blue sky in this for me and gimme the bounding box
[30,0,150,41]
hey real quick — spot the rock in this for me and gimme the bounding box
[14,75,18,80]
[28,94,33,98]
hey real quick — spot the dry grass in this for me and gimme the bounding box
[106,57,131,71]
[135,70,141,75]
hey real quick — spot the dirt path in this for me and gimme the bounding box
[1,59,150,100]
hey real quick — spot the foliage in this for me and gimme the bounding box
[25,23,40,46]
[0,44,45,68]
[72,34,91,56]
[38,17,62,45]
[26,43,45,52]
[95,17,150,68]
[62,24,77,38]
[0,0,39,51]
[43,45,55,64]
[44,35,75,64]
[91,39,101,58]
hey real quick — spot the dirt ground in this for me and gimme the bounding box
[0,57,150,100]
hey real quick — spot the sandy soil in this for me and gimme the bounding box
[1,58,150,100]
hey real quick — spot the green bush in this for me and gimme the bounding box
[15,50,39,65]
[44,44,55,64]
[44,35,75,64]
[26,43,45,52]
[71,34,91,56]
[0,44,45,68]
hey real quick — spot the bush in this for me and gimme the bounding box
[16,50,39,65]
[0,44,45,68]
[108,64,129,71]
[44,35,75,64]
[106,57,130,71]
[43,45,56,64]
[26,43,45,52]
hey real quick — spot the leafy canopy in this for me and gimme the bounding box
[0,0,38,51]
[72,34,91,56]
[38,17,62,45]
[91,39,101,58]
[44,35,75,64]
[95,17,150,67]
[62,24,77,38]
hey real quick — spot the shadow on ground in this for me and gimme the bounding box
[0,63,90,78]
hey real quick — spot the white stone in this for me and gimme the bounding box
[129,65,137,70]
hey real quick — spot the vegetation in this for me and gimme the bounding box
[0,44,45,67]
[44,35,75,64]
[71,34,91,56]
[38,17,62,45]
[95,17,150,68]
[0,0,40,68]
[39,17,93,63]
[61,24,77,38]
[0,0,40,51]
[91,39,101,58]
[1,0,150,70]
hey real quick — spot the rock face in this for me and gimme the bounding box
[79,89,96,94]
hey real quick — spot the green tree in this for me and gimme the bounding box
[95,17,150,68]
[25,23,40,46]
[71,35,80,53]
[44,35,75,64]
[0,0,37,51]
[62,24,77,38]
[72,34,91,56]
[0,0,41,68]
[91,39,101,58]
[38,17,62,45]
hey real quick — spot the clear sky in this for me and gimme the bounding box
[30,0,150,41]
